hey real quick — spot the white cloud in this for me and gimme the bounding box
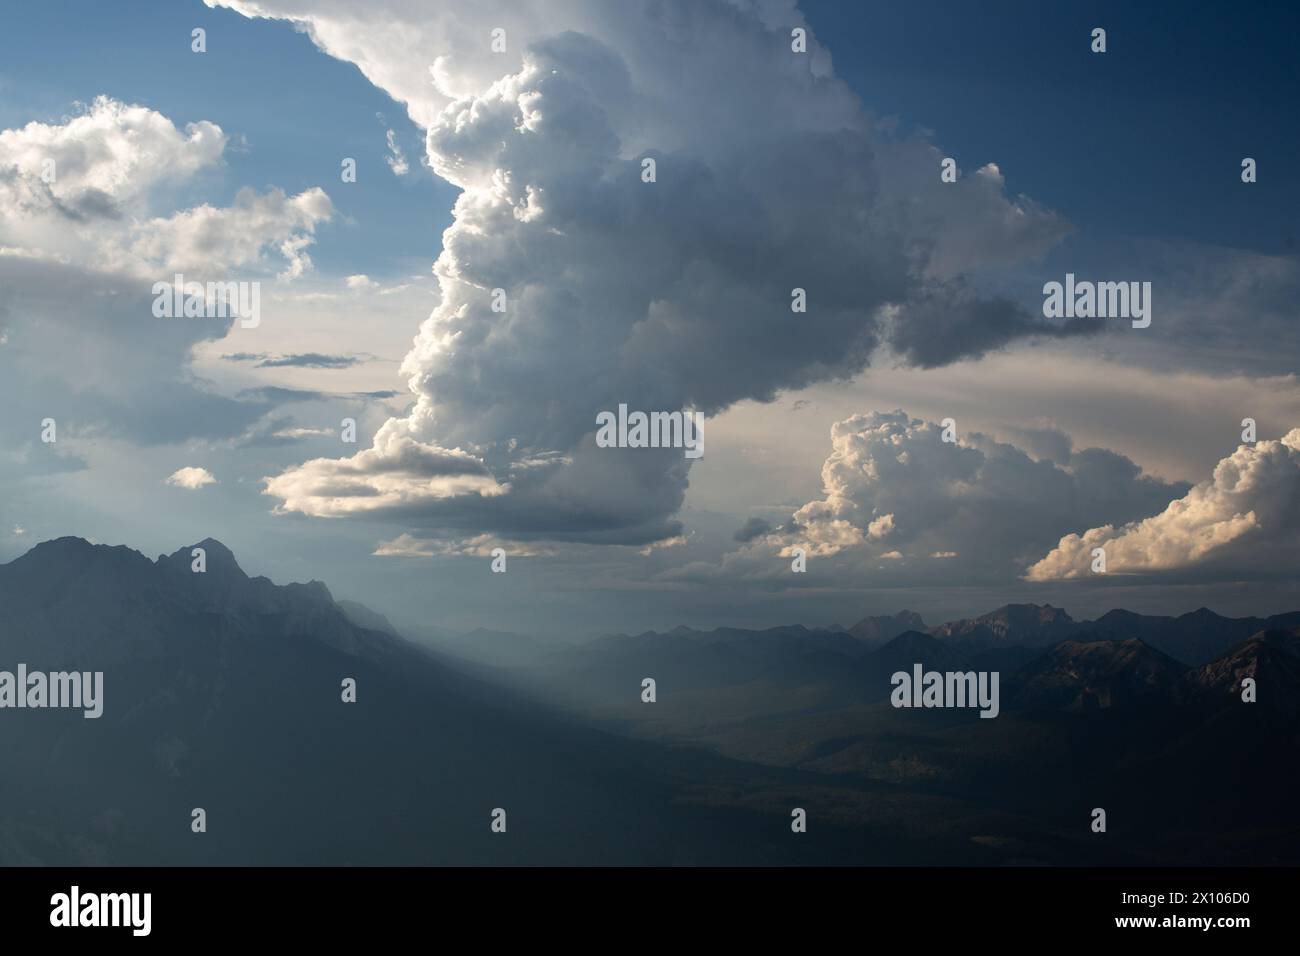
[670,410,1187,588]
[0,95,224,213]
[384,129,409,176]
[374,531,554,557]
[0,97,339,472]
[0,97,333,278]
[211,0,1076,547]
[264,423,508,516]
[372,532,436,557]
[1026,429,1300,581]
[166,466,217,489]
[346,273,378,290]
[126,185,332,278]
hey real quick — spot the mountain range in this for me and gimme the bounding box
[0,537,868,865]
[3,536,1298,866]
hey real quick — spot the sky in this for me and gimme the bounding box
[1,0,1297,638]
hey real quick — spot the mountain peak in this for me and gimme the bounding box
[8,536,153,576]
[18,535,95,559]
[991,602,1072,622]
[930,602,1076,646]
[159,538,246,578]
[848,609,927,643]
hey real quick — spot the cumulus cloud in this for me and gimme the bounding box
[0,95,224,219]
[672,410,1188,588]
[166,466,217,489]
[126,186,332,278]
[1026,429,1300,581]
[263,424,509,516]
[0,97,337,462]
[0,96,331,279]
[213,0,1078,546]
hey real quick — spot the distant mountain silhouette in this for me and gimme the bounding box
[7,539,1300,866]
[1191,627,1300,717]
[336,599,399,636]
[848,611,926,645]
[929,603,1078,649]
[1080,607,1300,665]
[868,630,965,675]
[0,537,861,865]
[1006,639,1190,711]
[507,601,1300,713]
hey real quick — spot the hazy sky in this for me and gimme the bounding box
[1,0,1297,637]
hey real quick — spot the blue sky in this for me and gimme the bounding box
[804,0,1300,254]
[0,0,450,277]
[6,0,1296,268]
[3,0,1294,278]
[1,1,1297,635]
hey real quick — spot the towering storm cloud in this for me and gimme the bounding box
[216,0,1075,546]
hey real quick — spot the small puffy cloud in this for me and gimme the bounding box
[127,185,332,279]
[264,421,509,516]
[0,95,225,219]
[867,513,895,539]
[1026,429,1300,581]
[1,97,332,280]
[384,129,409,176]
[166,466,217,489]
[346,274,378,290]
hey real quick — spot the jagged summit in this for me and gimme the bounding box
[1,536,356,657]
[159,538,244,574]
[2,535,340,597]
[14,535,146,565]
[848,610,926,643]
[0,537,740,866]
